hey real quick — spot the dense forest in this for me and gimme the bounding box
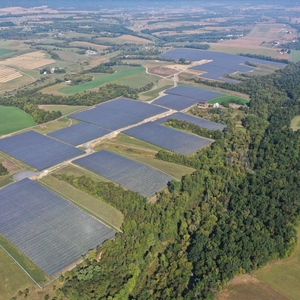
[48,62,300,299]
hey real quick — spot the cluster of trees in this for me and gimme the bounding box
[0,163,8,176]
[46,61,300,299]
[64,74,93,86]
[238,53,289,64]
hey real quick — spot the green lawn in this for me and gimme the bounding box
[0,49,15,57]
[0,106,36,135]
[208,95,249,105]
[0,246,34,300]
[291,50,300,63]
[253,226,300,300]
[39,176,124,230]
[140,84,174,100]
[58,67,146,94]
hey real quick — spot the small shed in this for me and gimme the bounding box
[197,101,208,107]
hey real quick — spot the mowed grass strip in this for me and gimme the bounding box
[0,246,34,300]
[38,105,88,116]
[58,67,146,95]
[0,235,47,285]
[253,226,300,300]
[0,106,36,135]
[39,176,124,230]
[208,95,249,105]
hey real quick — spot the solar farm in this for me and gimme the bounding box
[74,150,174,197]
[155,112,226,131]
[48,122,111,146]
[160,49,286,83]
[0,131,84,170]
[70,97,168,130]
[0,178,115,277]
[124,122,213,155]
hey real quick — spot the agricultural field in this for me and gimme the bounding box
[291,50,300,62]
[0,49,15,57]
[95,34,152,44]
[0,51,55,70]
[38,105,87,116]
[0,106,36,136]
[0,65,22,83]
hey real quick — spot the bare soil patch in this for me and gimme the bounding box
[148,66,178,76]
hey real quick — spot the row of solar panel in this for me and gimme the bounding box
[0,178,115,276]
[74,150,174,198]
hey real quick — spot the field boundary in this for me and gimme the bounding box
[0,244,42,289]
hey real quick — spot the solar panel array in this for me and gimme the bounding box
[70,98,168,130]
[0,131,84,170]
[165,86,222,101]
[124,122,213,155]
[160,49,286,83]
[155,112,226,131]
[0,178,115,276]
[48,122,111,146]
[74,150,174,197]
[153,94,200,111]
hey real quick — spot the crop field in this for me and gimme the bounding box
[0,65,22,83]
[291,50,300,62]
[95,34,151,44]
[74,150,174,197]
[124,122,213,155]
[0,49,15,57]
[0,106,36,136]
[0,246,34,300]
[0,178,115,277]
[0,51,55,70]
[39,176,124,229]
[58,67,147,94]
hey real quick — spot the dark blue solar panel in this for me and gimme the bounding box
[0,178,115,277]
[124,122,213,155]
[70,98,168,130]
[0,131,84,170]
[165,86,221,101]
[155,112,226,131]
[74,150,174,197]
[160,49,286,83]
[153,94,199,111]
[48,122,111,146]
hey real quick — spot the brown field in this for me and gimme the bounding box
[217,274,289,300]
[147,66,178,77]
[0,51,55,70]
[0,66,22,83]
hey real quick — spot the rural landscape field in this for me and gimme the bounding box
[0,0,300,299]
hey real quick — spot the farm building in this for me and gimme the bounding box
[198,101,208,107]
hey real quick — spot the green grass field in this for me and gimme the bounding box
[253,226,300,300]
[0,106,36,135]
[208,95,249,105]
[38,105,87,116]
[39,176,124,230]
[0,246,34,300]
[291,50,300,62]
[0,49,15,57]
[0,235,47,286]
[58,67,147,94]
[34,117,80,134]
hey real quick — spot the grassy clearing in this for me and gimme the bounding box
[291,50,300,62]
[139,84,174,100]
[58,67,146,94]
[290,115,300,131]
[217,274,289,300]
[34,117,80,134]
[0,106,36,136]
[39,176,123,229]
[253,226,300,300]
[0,235,47,285]
[0,246,34,300]
[38,105,87,116]
[208,95,249,105]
